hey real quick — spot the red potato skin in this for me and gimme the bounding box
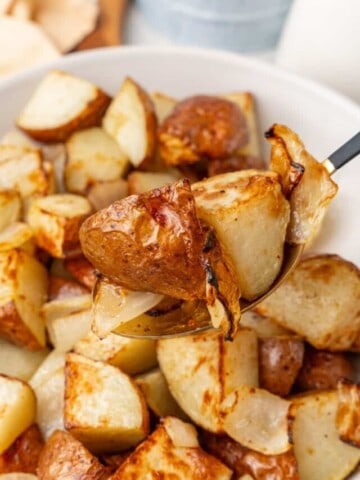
[0,424,44,474]
[64,256,97,290]
[201,432,299,480]
[48,275,89,301]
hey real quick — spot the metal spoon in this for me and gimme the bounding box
[115,132,360,339]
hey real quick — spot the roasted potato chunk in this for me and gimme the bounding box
[127,171,181,195]
[158,329,258,433]
[193,171,290,300]
[103,77,157,168]
[65,127,129,194]
[112,416,232,480]
[267,124,338,244]
[0,424,44,474]
[46,309,92,352]
[158,95,248,166]
[151,91,177,124]
[0,223,34,254]
[27,193,92,258]
[336,380,360,448]
[0,190,21,232]
[64,256,96,290]
[0,339,48,381]
[221,386,291,455]
[48,275,88,301]
[259,336,304,397]
[0,375,36,454]
[16,70,111,142]
[256,255,360,351]
[64,352,149,453]
[87,178,128,211]
[37,430,107,480]
[201,432,299,480]
[0,250,48,350]
[240,310,292,337]
[290,391,360,480]
[207,154,266,176]
[296,347,353,391]
[80,179,240,337]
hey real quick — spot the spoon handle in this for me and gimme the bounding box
[324,131,360,174]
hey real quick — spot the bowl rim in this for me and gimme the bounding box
[0,45,359,120]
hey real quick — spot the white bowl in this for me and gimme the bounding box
[0,45,359,267]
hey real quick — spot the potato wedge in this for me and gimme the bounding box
[296,347,353,391]
[0,146,50,199]
[158,95,248,166]
[157,328,258,432]
[74,330,157,375]
[27,194,92,258]
[87,178,128,211]
[17,71,111,143]
[65,127,129,194]
[30,351,65,439]
[135,369,189,420]
[259,336,304,397]
[80,179,240,337]
[0,250,48,350]
[63,256,96,290]
[290,391,360,480]
[151,91,177,124]
[201,432,299,480]
[48,275,88,301]
[0,191,21,232]
[37,430,107,480]
[0,223,34,254]
[127,170,181,195]
[64,352,149,452]
[336,381,360,448]
[0,424,44,474]
[0,375,36,454]
[267,124,338,244]
[193,171,290,300]
[240,310,292,337]
[0,339,48,381]
[256,255,360,351]
[103,77,157,168]
[91,276,163,337]
[46,309,92,352]
[112,416,232,480]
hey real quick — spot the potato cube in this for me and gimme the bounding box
[65,127,129,194]
[192,170,290,300]
[112,416,232,480]
[0,339,48,381]
[0,223,34,254]
[16,70,111,143]
[336,381,360,448]
[41,294,92,324]
[27,194,92,257]
[64,353,149,452]
[0,250,48,350]
[46,309,92,352]
[0,375,36,453]
[87,178,128,211]
[151,91,176,124]
[103,77,157,168]
[0,190,21,232]
[127,170,181,195]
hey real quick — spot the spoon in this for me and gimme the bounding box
[115,132,360,339]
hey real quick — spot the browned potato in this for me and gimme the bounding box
[48,275,88,301]
[0,190,21,232]
[103,77,157,168]
[0,223,34,255]
[336,380,360,448]
[79,179,240,337]
[256,255,360,351]
[267,124,338,244]
[0,425,44,474]
[87,178,128,211]
[112,416,232,480]
[0,250,48,350]
[207,154,266,176]
[37,430,107,480]
[201,432,299,480]
[158,95,248,166]
[16,70,111,143]
[259,336,304,397]
[64,255,96,290]
[27,194,92,258]
[296,347,353,391]
[127,171,181,195]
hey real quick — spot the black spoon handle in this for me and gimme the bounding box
[326,131,360,173]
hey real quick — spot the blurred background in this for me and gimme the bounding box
[1,0,359,103]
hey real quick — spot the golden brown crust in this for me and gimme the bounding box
[64,256,96,290]
[336,380,360,448]
[18,89,111,143]
[207,154,266,177]
[37,430,107,480]
[201,432,300,480]
[158,95,248,166]
[296,347,353,391]
[48,275,89,301]
[0,424,44,474]
[0,301,43,351]
[259,336,304,397]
